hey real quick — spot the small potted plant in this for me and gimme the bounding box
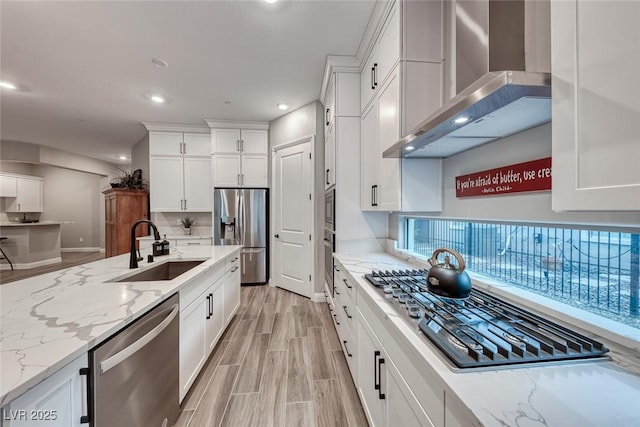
[110,169,147,190]
[180,216,194,235]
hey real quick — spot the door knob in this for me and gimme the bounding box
[274,234,280,239]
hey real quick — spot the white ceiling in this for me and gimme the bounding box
[0,0,374,165]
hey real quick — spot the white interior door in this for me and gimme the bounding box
[273,141,312,298]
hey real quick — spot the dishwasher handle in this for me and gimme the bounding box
[99,304,179,374]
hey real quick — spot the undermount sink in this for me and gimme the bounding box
[111,260,205,282]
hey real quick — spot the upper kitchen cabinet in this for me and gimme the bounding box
[211,128,268,155]
[207,121,270,188]
[361,64,443,212]
[359,0,444,212]
[551,0,640,210]
[144,124,212,212]
[2,174,44,213]
[360,0,443,133]
[149,131,210,156]
[323,71,360,190]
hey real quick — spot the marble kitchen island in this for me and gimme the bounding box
[0,244,242,407]
[0,221,63,270]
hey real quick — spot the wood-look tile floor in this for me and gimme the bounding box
[177,285,369,427]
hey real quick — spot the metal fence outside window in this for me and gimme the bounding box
[406,218,640,329]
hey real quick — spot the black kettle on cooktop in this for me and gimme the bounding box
[426,248,472,299]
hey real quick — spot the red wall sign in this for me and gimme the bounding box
[455,157,551,198]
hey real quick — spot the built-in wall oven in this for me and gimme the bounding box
[324,189,336,295]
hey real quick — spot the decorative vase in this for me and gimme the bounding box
[184,228,192,235]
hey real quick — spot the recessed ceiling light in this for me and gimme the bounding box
[452,116,470,124]
[0,80,17,90]
[405,146,415,151]
[265,0,278,3]
[224,101,232,105]
[151,57,169,68]
[119,155,128,160]
[150,95,165,103]
[277,103,288,110]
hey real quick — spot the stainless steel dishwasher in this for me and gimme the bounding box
[88,293,179,427]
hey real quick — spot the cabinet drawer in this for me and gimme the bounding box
[180,263,225,309]
[176,238,212,247]
[225,253,240,272]
[334,266,356,301]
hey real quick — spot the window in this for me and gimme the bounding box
[405,218,640,329]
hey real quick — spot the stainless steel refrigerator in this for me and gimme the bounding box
[214,189,268,284]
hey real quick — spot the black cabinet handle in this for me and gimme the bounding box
[333,313,340,325]
[231,266,239,272]
[371,185,375,206]
[326,169,330,185]
[79,368,90,424]
[334,265,340,272]
[374,351,380,391]
[378,356,386,400]
[209,293,213,317]
[326,108,330,126]
[335,288,340,296]
[373,63,378,87]
[371,66,375,90]
[343,340,352,358]
[343,278,352,289]
[372,185,378,206]
[343,305,352,319]
[206,295,211,319]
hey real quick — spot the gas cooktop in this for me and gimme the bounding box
[365,269,609,369]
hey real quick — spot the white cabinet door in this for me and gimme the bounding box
[223,266,241,324]
[551,0,640,210]
[2,353,87,427]
[241,155,269,187]
[0,174,17,197]
[6,177,43,213]
[149,157,184,211]
[356,317,386,427]
[377,67,401,211]
[212,129,241,153]
[183,157,212,211]
[376,5,399,87]
[386,359,434,427]
[212,154,242,187]
[361,102,379,210]
[324,74,336,135]
[324,124,336,189]
[361,51,378,112]
[183,133,211,156]
[149,131,183,155]
[206,282,225,354]
[240,130,268,154]
[179,296,207,402]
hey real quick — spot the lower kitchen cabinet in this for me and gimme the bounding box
[1,353,88,427]
[356,315,433,427]
[179,252,241,402]
[223,261,241,324]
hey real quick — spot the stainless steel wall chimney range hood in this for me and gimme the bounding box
[384,0,551,159]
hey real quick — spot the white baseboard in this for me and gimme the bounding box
[311,292,325,303]
[61,247,103,253]
[1,257,62,270]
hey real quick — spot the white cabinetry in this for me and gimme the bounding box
[149,156,211,212]
[324,123,336,189]
[209,123,269,188]
[4,175,44,213]
[179,252,240,402]
[0,175,17,197]
[551,0,640,210]
[1,354,88,427]
[148,130,212,212]
[359,0,444,212]
[356,315,433,427]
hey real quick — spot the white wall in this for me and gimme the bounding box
[269,101,326,295]
[389,123,640,239]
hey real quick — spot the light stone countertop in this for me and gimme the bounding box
[137,235,212,240]
[0,221,65,227]
[334,251,640,427]
[0,245,242,405]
